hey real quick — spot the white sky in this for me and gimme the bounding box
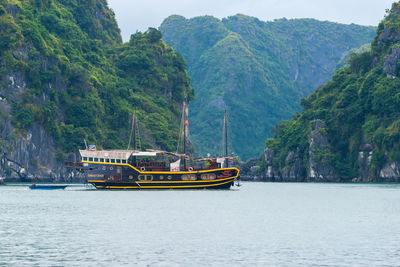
[108,0,395,41]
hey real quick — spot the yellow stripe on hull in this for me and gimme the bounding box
[88,176,237,184]
[94,179,234,189]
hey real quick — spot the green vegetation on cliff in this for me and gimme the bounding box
[160,15,376,160]
[265,2,400,180]
[0,0,192,157]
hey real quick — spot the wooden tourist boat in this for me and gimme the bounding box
[79,149,239,190]
[68,105,240,190]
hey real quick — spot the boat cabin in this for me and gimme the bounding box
[79,149,157,164]
[79,149,186,171]
[79,149,233,172]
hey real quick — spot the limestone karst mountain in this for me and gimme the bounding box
[160,15,376,159]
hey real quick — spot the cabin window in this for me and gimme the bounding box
[110,166,114,170]
[116,159,121,163]
[160,175,164,180]
[182,174,196,181]
[117,168,121,174]
[201,174,215,180]
[111,159,115,163]
[100,158,104,162]
[129,175,133,180]
[83,157,87,161]
[94,158,99,162]
[89,157,93,162]
[138,175,153,181]
[167,175,172,180]
[106,159,110,163]
[122,160,127,164]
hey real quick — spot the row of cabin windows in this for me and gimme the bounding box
[138,174,217,181]
[82,157,127,164]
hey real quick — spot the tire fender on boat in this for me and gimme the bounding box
[140,167,146,172]
[188,167,193,171]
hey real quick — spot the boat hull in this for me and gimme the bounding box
[84,161,239,190]
[88,177,235,190]
[29,185,68,190]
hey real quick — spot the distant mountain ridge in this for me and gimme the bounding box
[160,15,376,159]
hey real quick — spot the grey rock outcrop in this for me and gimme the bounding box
[307,120,338,182]
[357,144,373,182]
[279,151,304,182]
[263,148,276,180]
[239,158,261,181]
[376,12,400,49]
[379,162,400,182]
[0,66,83,182]
[383,47,400,77]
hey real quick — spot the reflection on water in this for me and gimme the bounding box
[1,182,400,265]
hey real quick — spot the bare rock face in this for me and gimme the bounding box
[379,162,400,182]
[264,148,274,165]
[377,25,400,49]
[0,99,83,182]
[6,4,19,18]
[263,148,275,180]
[376,5,400,50]
[357,144,373,182]
[238,158,260,181]
[383,47,400,77]
[307,119,338,182]
[0,70,83,182]
[250,165,260,174]
[279,151,304,182]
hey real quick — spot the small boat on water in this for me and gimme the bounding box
[29,184,68,190]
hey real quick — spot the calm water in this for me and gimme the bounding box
[1,182,400,266]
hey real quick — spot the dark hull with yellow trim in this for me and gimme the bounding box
[83,160,239,190]
[88,177,235,190]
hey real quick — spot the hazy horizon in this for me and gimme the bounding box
[108,0,395,41]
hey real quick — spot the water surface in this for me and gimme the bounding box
[1,183,400,266]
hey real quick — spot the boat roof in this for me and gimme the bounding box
[194,156,235,162]
[79,150,157,160]
[79,149,189,160]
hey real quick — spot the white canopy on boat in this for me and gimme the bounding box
[79,149,158,160]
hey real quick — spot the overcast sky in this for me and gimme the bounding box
[108,0,395,41]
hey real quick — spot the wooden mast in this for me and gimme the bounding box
[224,109,229,168]
[127,109,141,151]
[133,109,141,151]
[127,111,134,150]
[183,102,187,170]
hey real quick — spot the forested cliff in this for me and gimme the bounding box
[160,15,376,160]
[0,0,192,181]
[243,2,400,182]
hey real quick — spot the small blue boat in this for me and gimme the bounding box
[29,184,68,190]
